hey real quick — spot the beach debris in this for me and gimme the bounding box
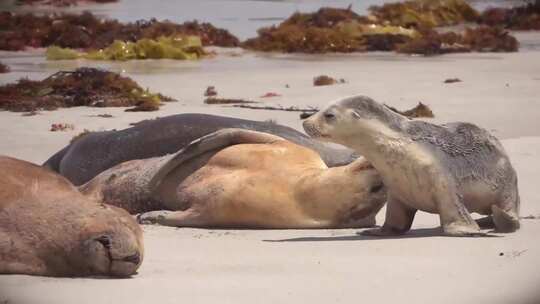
[231,104,320,113]
[444,78,462,83]
[481,0,540,30]
[260,92,281,98]
[0,11,239,51]
[0,67,174,112]
[313,75,338,86]
[16,0,117,6]
[46,36,205,61]
[285,84,290,88]
[204,98,257,104]
[498,249,528,258]
[92,114,114,118]
[521,215,540,220]
[21,111,40,116]
[368,0,479,28]
[204,86,218,97]
[385,102,434,118]
[50,123,75,132]
[0,62,9,73]
[70,129,92,143]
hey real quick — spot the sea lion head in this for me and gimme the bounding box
[303,95,405,145]
[75,204,144,277]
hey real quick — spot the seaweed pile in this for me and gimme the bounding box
[481,0,540,30]
[242,7,408,53]
[397,26,518,55]
[0,62,9,73]
[368,0,479,28]
[0,68,174,112]
[242,0,519,55]
[17,0,117,6]
[0,11,239,51]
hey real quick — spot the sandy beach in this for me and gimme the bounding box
[1,43,540,303]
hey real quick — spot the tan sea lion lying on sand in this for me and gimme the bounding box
[303,95,520,237]
[80,129,387,228]
[0,156,144,277]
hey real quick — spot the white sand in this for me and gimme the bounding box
[0,48,539,304]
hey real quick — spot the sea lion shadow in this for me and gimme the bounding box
[263,227,500,242]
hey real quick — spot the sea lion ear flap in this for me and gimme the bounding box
[147,128,286,191]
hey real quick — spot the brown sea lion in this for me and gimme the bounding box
[80,129,387,229]
[303,95,520,237]
[0,156,144,277]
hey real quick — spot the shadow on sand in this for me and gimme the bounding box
[263,227,500,242]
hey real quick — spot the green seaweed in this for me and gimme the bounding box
[47,36,204,61]
[46,46,82,60]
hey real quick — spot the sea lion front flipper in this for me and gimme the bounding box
[360,197,417,237]
[137,210,204,227]
[147,128,285,191]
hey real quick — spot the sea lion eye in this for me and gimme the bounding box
[95,235,112,249]
[324,112,335,120]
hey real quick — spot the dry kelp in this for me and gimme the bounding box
[397,26,518,55]
[368,0,479,28]
[47,36,205,61]
[385,102,434,118]
[17,0,116,6]
[0,67,174,112]
[0,11,239,51]
[0,62,9,73]
[481,0,540,30]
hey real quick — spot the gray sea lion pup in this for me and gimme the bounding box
[303,95,520,237]
[44,113,357,185]
[80,129,386,229]
[0,156,144,277]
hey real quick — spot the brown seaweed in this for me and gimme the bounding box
[444,78,462,83]
[0,11,239,51]
[17,0,117,7]
[0,62,9,73]
[397,26,517,55]
[385,102,434,118]
[204,97,257,104]
[204,86,217,97]
[231,104,319,112]
[481,0,540,30]
[0,67,174,112]
[313,75,337,86]
[368,0,479,28]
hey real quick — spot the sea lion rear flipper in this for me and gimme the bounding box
[492,205,520,233]
[148,128,285,190]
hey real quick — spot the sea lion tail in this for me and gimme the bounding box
[492,205,520,233]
